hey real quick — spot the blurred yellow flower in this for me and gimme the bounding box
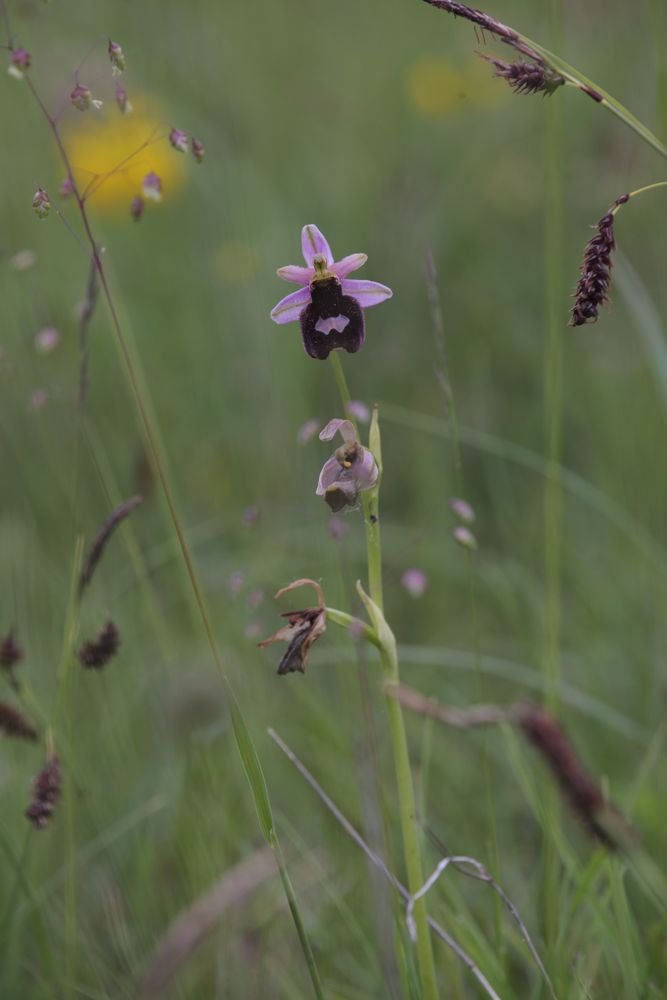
[63,96,186,213]
[406,54,509,118]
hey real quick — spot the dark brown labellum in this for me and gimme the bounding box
[300,277,365,360]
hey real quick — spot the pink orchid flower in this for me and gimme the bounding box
[270,224,392,359]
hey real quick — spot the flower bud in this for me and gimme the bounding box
[32,188,51,219]
[130,195,144,221]
[141,172,162,202]
[70,83,102,111]
[8,47,31,80]
[453,526,477,551]
[191,137,205,163]
[169,128,188,153]
[108,39,126,75]
[449,496,475,524]
[115,84,132,115]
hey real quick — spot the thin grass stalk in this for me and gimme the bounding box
[13,54,326,998]
[427,254,505,969]
[328,351,439,1000]
[542,0,565,965]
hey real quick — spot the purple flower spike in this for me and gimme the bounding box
[271,224,392,360]
[316,418,378,512]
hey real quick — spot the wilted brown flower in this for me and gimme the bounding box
[26,754,61,829]
[258,579,326,675]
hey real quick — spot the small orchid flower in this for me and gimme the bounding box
[270,224,392,360]
[316,418,378,512]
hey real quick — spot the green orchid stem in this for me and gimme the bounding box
[324,607,381,648]
[328,351,439,1000]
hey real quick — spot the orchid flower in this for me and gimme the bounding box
[316,418,378,512]
[270,224,392,359]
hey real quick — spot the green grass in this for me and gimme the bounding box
[1,0,667,996]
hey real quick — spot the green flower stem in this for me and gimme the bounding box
[328,351,439,1000]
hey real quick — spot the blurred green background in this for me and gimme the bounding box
[1,0,667,996]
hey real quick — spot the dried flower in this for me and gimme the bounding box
[130,195,144,221]
[450,497,475,524]
[0,701,37,741]
[26,754,61,829]
[453,525,477,551]
[78,621,120,669]
[142,171,163,202]
[258,579,326,675]
[32,188,51,219]
[480,54,564,96]
[115,84,133,115]
[169,128,188,153]
[570,204,625,327]
[0,628,23,670]
[70,83,102,112]
[401,569,429,598]
[316,418,378,512]
[191,137,205,163]
[108,39,126,75]
[8,47,31,80]
[35,326,60,353]
[271,225,392,359]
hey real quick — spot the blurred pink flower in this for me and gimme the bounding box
[401,569,428,598]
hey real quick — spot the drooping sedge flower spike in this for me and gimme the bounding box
[570,195,628,327]
[316,418,378,512]
[270,225,392,359]
[258,579,326,675]
[479,54,564,96]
